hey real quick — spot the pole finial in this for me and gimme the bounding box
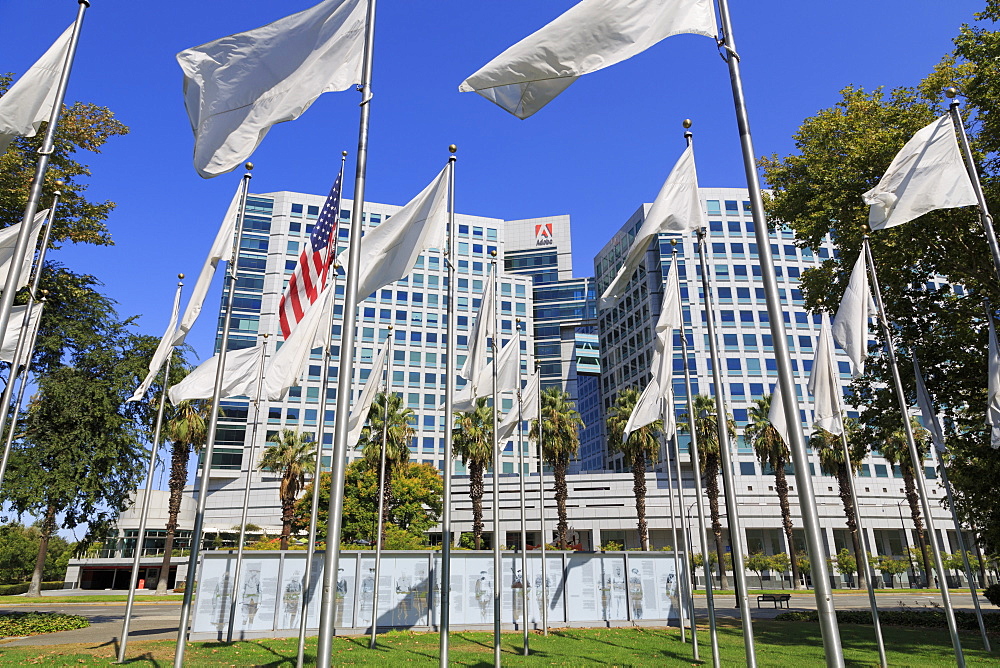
[245,162,254,171]
[682,119,692,129]
[342,150,348,157]
[449,144,458,154]
[388,324,393,331]
[178,273,185,280]
[490,250,497,258]
[945,87,959,99]
[670,238,678,247]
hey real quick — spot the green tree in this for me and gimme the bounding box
[876,555,910,588]
[530,386,584,549]
[770,552,792,587]
[358,392,415,548]
[830,548,858,585]
[744,552,772,590]
[745,394,802,588]
[452,398,493,550]
[259,429,316,550]
[882,417,933,587]
[0,523,71,585]
[605,387,660,551]
[680,394,735,590]
[810,423,869,590]
[691,550,719,590]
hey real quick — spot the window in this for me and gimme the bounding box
[740,462,756,476]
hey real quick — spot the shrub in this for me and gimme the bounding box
[601,541,624,552]
[0,612,88,636]
[775,609,1000,632]
[0,581,65,596]
[985,583,1000,607]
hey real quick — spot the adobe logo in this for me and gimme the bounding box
[535,222,554,246]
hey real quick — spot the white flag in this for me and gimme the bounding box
[461,270,496,385]
[831,252,873,377]
[128,286,183,403]
[599,145,704,308]
[455,335,519,412]
[988,316,1000,449]
[913,357,946,454]
[343,165,450,301]
[459,0,716,119]
[497,370,540,445]
[768,383,791,447]
[0,303,42,367]
[0,210,48,292]
[177,0,366,178]
[0,24,73,154]
[263,285,335,400]
[863,115,977,230]
[808,317,844,437]
[656,262,684,339]
[168,343,266,405]
[622,381,664,445]
[346,342,390,450]
[172,184,243,346]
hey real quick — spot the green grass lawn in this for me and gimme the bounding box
[0,621,994,666]
[0,595,184,605]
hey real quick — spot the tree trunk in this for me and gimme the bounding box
[904,473,933,587]
[470,462,484,550]
[704,453,728,589]
[836,465,866,590]
[774,460,803,589]
[27,505,56,597]
[554,456,569,550]
[632,454,648,551]
[157,441,190,594]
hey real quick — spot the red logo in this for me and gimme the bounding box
[535,223,553,246]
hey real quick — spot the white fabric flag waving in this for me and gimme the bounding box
[988,315,1000,449]
[459,0,716,119]
[863,115,977,230]
[0,210,48,292]
[768,382,791,447]
[343,164,450,302]
[128,286,183,403]
[913,357,947,454]
[461,270,496,384]
[178,0,366,178]
[831,252,874,378]
[497,370,540,445]
[622,381,665,445]
[264,285,335,400]
[808,318,844,437]
[168,343,266,405]
[346,343,390,450]
[454,335,519,412]
[0,24,73,155]
[0,303,42,366]
[600,145,705,308]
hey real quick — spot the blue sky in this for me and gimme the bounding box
[1,0,987,363]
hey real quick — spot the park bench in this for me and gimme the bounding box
[756,593,791,609]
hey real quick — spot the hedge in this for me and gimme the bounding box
[0,581,65,596]
[0,612,88,637]
[776,609,1000,632]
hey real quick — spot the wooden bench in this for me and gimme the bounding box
[756,594,791,609]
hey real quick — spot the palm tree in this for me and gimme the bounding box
[357,392,415,547]
[606,388,661,551]
[882,417,933,586]
[810,422,868,589]
[452,398,493,549]
[258,429,316,550]
[745,394,802,589]
[681,394,735,590]
[155,399,209,594]
[529,386,584,549]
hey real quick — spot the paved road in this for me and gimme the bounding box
[0,591,990,648]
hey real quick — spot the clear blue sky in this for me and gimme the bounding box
[1,0,987,362]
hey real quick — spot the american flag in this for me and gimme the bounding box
[278,168,343,339]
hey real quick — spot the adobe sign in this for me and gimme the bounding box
[535,222,554,246]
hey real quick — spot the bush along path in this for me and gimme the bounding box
[0,612,88,638]
[776,609,1000,632]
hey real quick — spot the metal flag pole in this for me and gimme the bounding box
[914,355,991,651]
[672,238,719,668]
[0,0,89,358]
[514,321,529,656]
[439,143,457,666]
[370,330,393,649]
[945,88,1000,284]
[862,237,965,667]
[535,365,549,636]
[315,0,378,661]
[173,163,253,668]
[661,420,687,644]
[696,227,756,666]
[672,431,698,658]
[489,253,502,667]
[296,253,343,668]
[226,334,270,643]
[712,3,845,661]
[117,275,183,664]
[0,185,62,489]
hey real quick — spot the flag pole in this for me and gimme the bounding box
[696,226,756,666]
[862,237,965,666]
[369,330,393,649]
[945,88,1000,284]
[672,429,698,657]
[315,0,378,661]
[117,275,183,664]
[173,163,253,668]
[489,253,502,668]
[295,151,348,668]
[226,333,270,643]
[0,0,88,366]
[661,415,687,644]
[0,185,62,490]
[914,356,991,651]
[535,364,549,636]
[712,4,845,663]
[514,320,529,656]
[672,236,719,667]
[439,143,457,666]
